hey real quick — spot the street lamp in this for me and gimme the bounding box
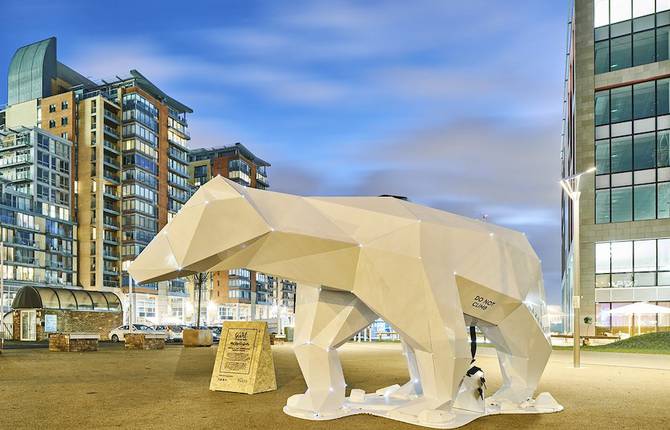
[560,166,596,369]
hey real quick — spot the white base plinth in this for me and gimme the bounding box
[283,389,563,429]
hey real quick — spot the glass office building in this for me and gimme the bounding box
[561,0,670,337]
[0,127,77,312]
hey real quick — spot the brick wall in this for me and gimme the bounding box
[12,309,122,341]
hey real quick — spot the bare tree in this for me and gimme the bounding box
[191,272,208,327]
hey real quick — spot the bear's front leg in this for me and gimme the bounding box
[285,285,377,419]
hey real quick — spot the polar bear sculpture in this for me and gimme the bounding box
[128,176,562,428]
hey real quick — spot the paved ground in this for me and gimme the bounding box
[1,342,669,429]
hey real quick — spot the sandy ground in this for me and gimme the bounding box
[1,342,669,429]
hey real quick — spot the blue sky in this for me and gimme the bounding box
[0,0,569,303]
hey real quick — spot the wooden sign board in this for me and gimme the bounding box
[209,321,277,394]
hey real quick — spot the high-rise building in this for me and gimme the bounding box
[0,127,77,312]
[189,144,295,327]
[561,0,670,337]
[2,37,192,323]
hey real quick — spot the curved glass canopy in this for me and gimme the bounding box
[11,286,122,312]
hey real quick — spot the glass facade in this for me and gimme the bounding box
[0,128,76,312]
[594,77,670,223]
[121,92,159,264]
[595,1,670,74]
[596,238,670,287]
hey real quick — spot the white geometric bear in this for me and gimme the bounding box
[128,176,563,428]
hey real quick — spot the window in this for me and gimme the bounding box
[61,100,68,110]
[596,238,670,289]
[595,4,670,73]
[611,187,633,222]
[659,182,670,217]
[634,183,656,220]
[611,35,633,70]
[596,190,612,223]
[595,91,610,125]
[658,25,670,61]
[658,79,670,115]
[634,29,656,65]
[596,40,611,74]
[61,117,68,126]
[634,132,656,168]
[634,240,656,271]
[594,77,670,223]
[634,82,656,118]
[610,86,632,123]
[611,241,633,272]
[48,104,56,113]
[611,136,632,172]
[48,120,56,128]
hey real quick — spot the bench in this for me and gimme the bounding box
[125,332,166,350]
[49,333,100,352]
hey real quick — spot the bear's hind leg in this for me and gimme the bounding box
[286,285,377,418]
[480,304,552,405]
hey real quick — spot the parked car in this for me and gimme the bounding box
[109,324,157,342]
[208,326,222,343]
[154,325,183,342]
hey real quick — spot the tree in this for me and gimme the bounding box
[191,272,208,327]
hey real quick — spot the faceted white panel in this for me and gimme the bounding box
[658,0,670,13]
[658,115,670,130]
[611,121,632,137]
[659,167,670,181]
[611,0,633,22]
[634,117,655,134]
[595,125,610,139]
[633,0,655,17]
[634,169,656,184]
[595,0,610,27]
[611,171,633,186]
[596,175,611,189]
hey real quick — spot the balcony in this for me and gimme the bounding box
[0,154,32,167]
[103,170,120,184]
[15,257,39,266]
[256,173,269,187]
[103,251,119,261]
[0,136,31,151]
[103,109,119,124]
[103,125,119,140]
[103,202,120,215]
[103,140,120,154]
[1,171,31,182]
[102,156,119,169]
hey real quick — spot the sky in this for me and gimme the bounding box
[0,0,569,304]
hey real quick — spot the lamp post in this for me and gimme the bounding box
[560,166,595,369]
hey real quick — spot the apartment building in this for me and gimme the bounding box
[189,144,296,327]
[2,37,191,323]
[561,0,670,336]
[0,127,77,312]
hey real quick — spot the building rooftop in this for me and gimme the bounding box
[190,142,271,167]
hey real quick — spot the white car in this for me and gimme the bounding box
[154,325,183,342]
[109,324,161,342]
